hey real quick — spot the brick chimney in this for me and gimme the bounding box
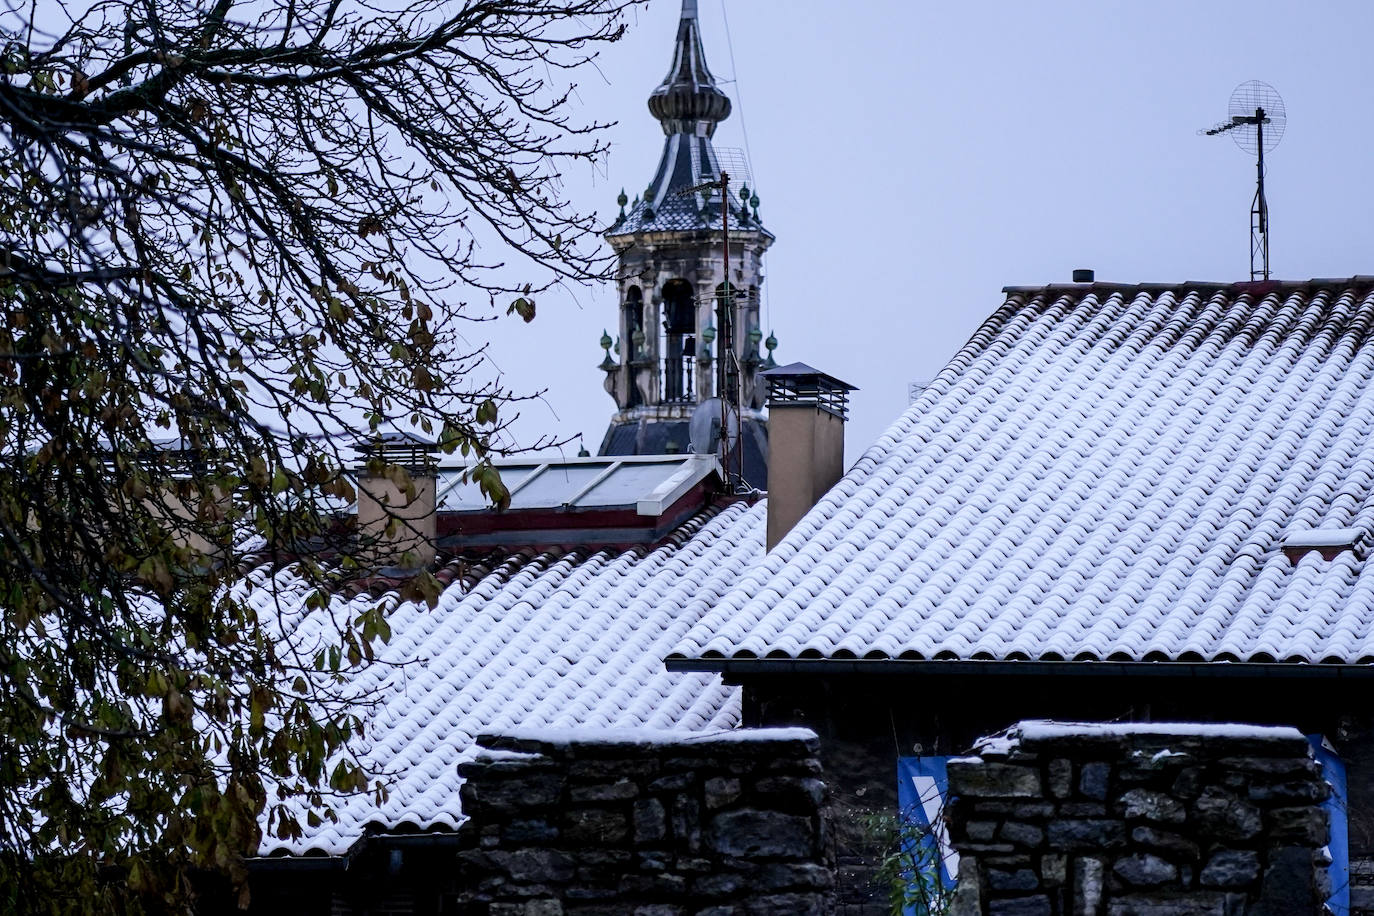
[355,433,439,569]
[761,363,856,551]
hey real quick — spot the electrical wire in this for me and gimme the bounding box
[718,0,770,334]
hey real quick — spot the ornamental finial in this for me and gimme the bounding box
[647,0,730,135]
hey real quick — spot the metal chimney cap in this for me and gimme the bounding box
[759,361,857,391]
[351,430,440,471]
[762,362,857,420]
[1072,268,1095,283]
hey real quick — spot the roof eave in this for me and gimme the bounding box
[664,657,1374,679]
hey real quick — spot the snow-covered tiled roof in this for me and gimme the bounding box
[255,499,763,856]
[673,280,1374,667]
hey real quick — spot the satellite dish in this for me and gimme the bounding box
[1225,80,1285,154]
[688,398,739,456]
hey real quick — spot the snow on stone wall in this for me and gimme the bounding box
[453,727,835,914]
[946,720,1331,915]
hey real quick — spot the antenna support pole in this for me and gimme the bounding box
[715,171,744,487]
[1251,108,1270,281]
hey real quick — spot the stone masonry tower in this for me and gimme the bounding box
[597,0,776,489]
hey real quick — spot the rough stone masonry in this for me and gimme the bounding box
[453,727,834,915]
[945,721,1332,916]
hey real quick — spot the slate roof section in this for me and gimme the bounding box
[673,280,1374,667]
[605,132,766,238]
[252,499,763,855]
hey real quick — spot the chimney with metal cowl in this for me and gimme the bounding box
[354,432,439,570]
[762,363,856,551]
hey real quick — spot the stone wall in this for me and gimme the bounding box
[739,671,1374,911]
[945,721,1331,916]
[454,727,834,915]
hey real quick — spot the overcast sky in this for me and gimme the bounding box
[477,0,1374,463]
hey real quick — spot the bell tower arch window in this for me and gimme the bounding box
[624,285,644,407]
[662,279,695,403]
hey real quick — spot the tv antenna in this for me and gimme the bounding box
[1202,80,1286,281]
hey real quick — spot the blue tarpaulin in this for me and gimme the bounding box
[1310,735,1349,916]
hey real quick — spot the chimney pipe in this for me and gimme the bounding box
[762,363,857,551]
[354,432,439,570]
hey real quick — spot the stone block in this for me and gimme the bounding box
[616,873,687,897]
[765,756,824,775]
[743,892,827,915]
[949,856,983,916]
[1130,826,1198,862]
[525,902,565,916]
[569,758,661,781]
[1042,853,1067,886]
[751,862,833,891]
[1047,819,1126,851]
[1246,780,1328,804]
[1217,756,1318,777]
[1104,892,1228,915]
[987,896,1051,915]
[752,776,826,813]
[948,760,1043,797]
[987,867,1040,891]
[1198,849,1259,887]
[693,871,745,897]
[636,852,668,872]
[704,777,741,809]
[1191,787,1261,841]
[1250,846,1322,916]
[999,820,1045,849]
[646,773,693,793]
[972,800,1057,819]
[505,819,560,844]
[985,853,1034,869]
[1171,767,1203,800]
[571,780,640,803]
[1049,759,1074,798]
[563,807,629,845]
[576,849,634,868]
[966,820,999,841]
[476,773,566,812]
[632,906,682,916]
[1079,763,1110,800]
[671,797,702,853]
[1073,856,1104,915]
[1264,806,1328,847]
[489,848,577,884]
[563,883,617,900]
[1118,789,1185,824]
[957,843,1016,855]
[710,809,813,859]
[1059,802,1108,818]
[1112,853,1177,887]
[633,798,667,845]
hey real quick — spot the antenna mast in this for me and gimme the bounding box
[679,168,746,488]
[1202,80,1286,281]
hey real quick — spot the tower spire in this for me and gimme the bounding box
[597,0,776,489]
[647,0,731,136]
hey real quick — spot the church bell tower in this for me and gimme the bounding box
[596,0,777,489]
